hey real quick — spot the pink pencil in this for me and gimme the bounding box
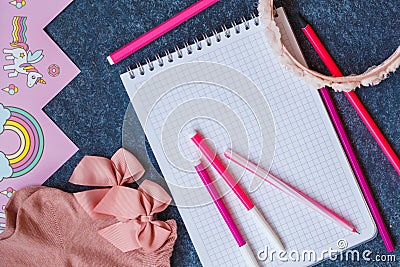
[224,149,359,234]
[107,0,219,65]
[298,14,395,251]
[194,161,259,267]
[190,131,284,251]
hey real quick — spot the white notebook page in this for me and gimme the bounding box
[121,9,375,267]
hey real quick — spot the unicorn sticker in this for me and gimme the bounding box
[2,17,46,88]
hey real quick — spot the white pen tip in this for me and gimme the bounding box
[189,130,198,139]
[107,56,114,65]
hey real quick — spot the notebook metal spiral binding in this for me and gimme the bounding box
[126,13,260,79]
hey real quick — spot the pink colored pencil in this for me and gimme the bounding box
[224,149,359,234]
[107,0,219,65]
[319,88,395,251]
[298,13,395,251]
[190,131,284,251]
[194,161,259,267]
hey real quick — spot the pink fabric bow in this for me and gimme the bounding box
[69,148,172,253]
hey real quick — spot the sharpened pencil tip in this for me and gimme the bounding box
[296,13,308,28]
[224,149,233,159]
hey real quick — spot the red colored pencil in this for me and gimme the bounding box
[297,14,400,176]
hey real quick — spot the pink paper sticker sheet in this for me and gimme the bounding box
[0,0,79,232]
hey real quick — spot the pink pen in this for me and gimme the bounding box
[194,161,259,267]
[107,0,219,65]
[191,131,284,251]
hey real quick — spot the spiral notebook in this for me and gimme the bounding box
[120,8,375,266]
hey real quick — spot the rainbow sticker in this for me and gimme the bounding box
[11,16,27,43]
[0,105,44,179]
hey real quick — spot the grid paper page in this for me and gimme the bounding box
[121,11,376,267]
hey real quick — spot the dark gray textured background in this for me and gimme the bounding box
[43,0,399,266]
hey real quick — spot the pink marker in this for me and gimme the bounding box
[190,131,284,251]
[194,161,259,267]
[107,0,219,65]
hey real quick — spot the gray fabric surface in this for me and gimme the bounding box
[43,0,399,266]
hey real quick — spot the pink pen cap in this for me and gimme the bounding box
[190,131,254,210]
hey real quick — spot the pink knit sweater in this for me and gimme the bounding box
[0,186,177,266]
